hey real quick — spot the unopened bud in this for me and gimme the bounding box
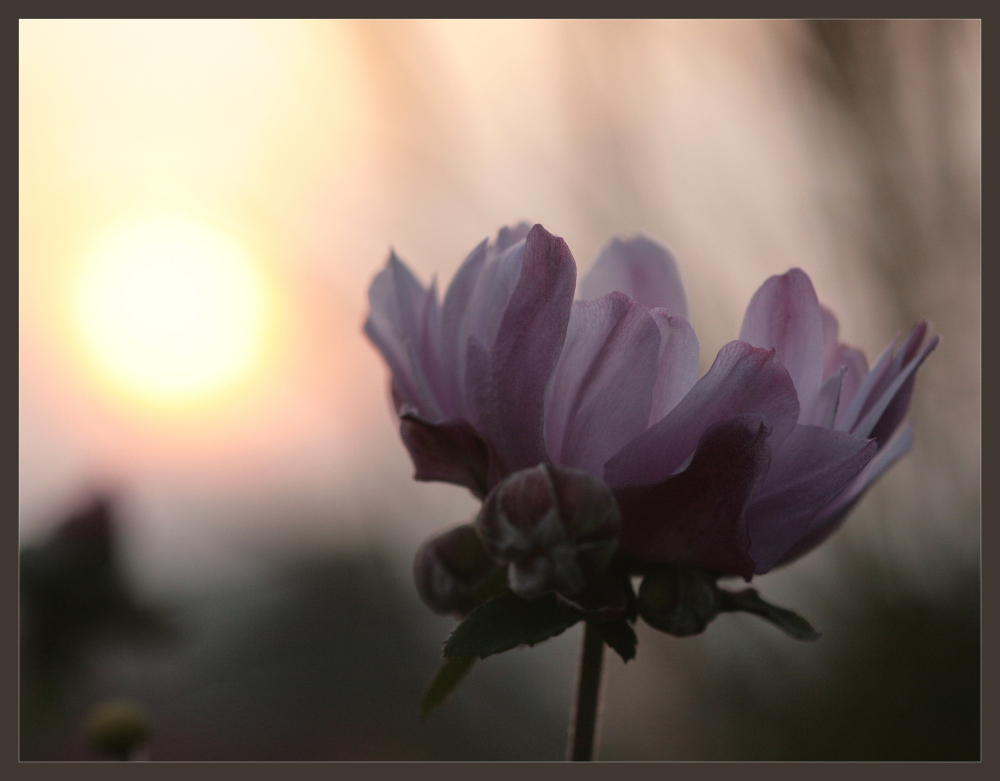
[476,463,620,600]
[638,566,719,636]
[84,699,152,760]
[414,524,501,616]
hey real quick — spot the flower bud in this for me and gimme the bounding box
[638,565,719,636]
[476,463,620,600]
[84,699,153,760]
[413,524,501,616]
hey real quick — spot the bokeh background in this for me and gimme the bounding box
[19,19,980,760]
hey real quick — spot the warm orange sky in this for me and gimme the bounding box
[19,20,979,590]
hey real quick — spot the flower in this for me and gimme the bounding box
[366,223,936,610]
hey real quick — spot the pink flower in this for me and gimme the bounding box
[365,223,936,608]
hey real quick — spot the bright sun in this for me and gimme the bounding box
[73,214,274,408]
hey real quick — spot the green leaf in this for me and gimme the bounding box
[419,655,476,721]
[443,592,581,659]
[594,619,637,663]
[718,588,821,641]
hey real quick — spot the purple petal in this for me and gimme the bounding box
[438,224,536,419]
[604,341,799,488]
[775,423,914,567]
[494,221,532,252]
[747,424,876,573]
[614,415,773,580]
[364,252,443,419]
[820,305,841,378]
[465,225,577,476]
[739,268,825,419]
[648,311,700,426]
[438,239,488,417]
[833,344,869,413]
[835,337,896,432]
[850,331,938,440]
[544,292,661,476]
[803,366,845,428]
[399,411,493,498]
[579,235,688,318]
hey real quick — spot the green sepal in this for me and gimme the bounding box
[443,592,581,659]
[717,588,821,641]
[419,655,476,721]
[594,618,637,663]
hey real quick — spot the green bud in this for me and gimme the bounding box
[638,566,719,636]
[84,699,152,760]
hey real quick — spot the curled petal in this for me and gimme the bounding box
[740,268,825,419]
[399,411,492,498]
[838,324,938,441]
[746,424,876,573]
[855,335,937,443]
[544,292,661,476]
[604,341,798,488]
[614,415,773,580]
[579,235,689,318]
[414,524,501,616]
[776,423,914,567]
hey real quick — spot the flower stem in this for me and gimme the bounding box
[567,621,605,761]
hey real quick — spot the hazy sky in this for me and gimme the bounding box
[19,20,979,592]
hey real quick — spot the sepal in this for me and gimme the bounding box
[716,587,821,641]
[443,591,581,659]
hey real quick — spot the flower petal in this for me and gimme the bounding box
[614,415,773,580]
[851,331,938,442]
[438,239,488,417]
[775,423,914,568]
[464,225,577,476]
[364,252,443,419]
[739,268,825,418]
[579,235,688,318]
[648,310,700,426]
[747,424,876,573]
[399,411,493,498]
[803,366,845,428]
[604,341,798,488]
[544,292,661,476]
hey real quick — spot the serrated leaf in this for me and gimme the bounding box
[718,588,821,641]
[594,619,637,663]
[443,592,581,659]
[419,655,476,721]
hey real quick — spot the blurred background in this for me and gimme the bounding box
[19,20,979,760]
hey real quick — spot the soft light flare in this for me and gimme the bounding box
[74,214,273,408]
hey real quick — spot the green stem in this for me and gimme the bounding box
[567,621,605,761]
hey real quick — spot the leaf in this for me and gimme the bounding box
[718,588,821,641]
[443,592,581,659]
[594,619,637,663]
[419,655,476,721]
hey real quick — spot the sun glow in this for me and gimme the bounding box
[73,214,275,408]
